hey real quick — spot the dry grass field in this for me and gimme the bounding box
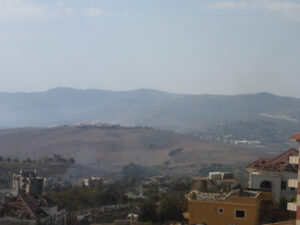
[0,125,269,169]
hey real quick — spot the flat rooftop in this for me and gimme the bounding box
[187,189,260,202]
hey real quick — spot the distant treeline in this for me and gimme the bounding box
[121,163,158,181]
[72,123,159,131]
[0,154,75,164]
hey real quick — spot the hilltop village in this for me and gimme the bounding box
[0,134,300,225]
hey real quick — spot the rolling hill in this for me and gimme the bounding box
[0,125,267,168]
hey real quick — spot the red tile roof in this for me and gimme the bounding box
[247,158,272,170]
[0,194,57,220]
[247,148,298,172]
[291,133,300,142]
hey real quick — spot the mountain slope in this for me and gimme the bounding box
[1,88,300,131]
[0,125,265,167]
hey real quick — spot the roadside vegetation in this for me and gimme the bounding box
[47,163,191,224]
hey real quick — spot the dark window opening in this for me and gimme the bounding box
[235,210,245,218]
[260,180,272,190]
[281,181,286,190]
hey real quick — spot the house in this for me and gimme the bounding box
[12,169,44,197]
[44,177,70,191]
[247,148,298,201]
[252,134,300,225]
[82,176,103,189]
[0,193,66,225]
[125,185,146,200]
[184,188,276,225]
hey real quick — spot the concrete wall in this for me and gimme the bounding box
[188,200,259,225]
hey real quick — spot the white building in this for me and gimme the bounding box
[246,148,298,201]
[12,169,44,196]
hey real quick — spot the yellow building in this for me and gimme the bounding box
[184,189,276,225]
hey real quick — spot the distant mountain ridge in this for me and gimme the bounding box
[1,87,300,131]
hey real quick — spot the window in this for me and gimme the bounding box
[235,210,246,218]
[260,180,272,190]
[281,181,286,190]
[218,208,224,214]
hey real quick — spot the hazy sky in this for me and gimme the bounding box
[0,0,300,97]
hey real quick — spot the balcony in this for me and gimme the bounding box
[287,202,297,211]
[289,156,299,165]
[288,179,298,188]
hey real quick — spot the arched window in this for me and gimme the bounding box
[260,180,272,190]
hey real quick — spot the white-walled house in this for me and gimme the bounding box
[246,148,298,201]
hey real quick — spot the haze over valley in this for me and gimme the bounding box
[0,88,299,153]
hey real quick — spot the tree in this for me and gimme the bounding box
[25,157,32,163]
[68,157,75,164]
[159,193,185,222]
[122,163,154,180]
[170,180,191,193]
[144,184,159,202]
[139,200,158,222]
[168,147,183,157]
[53,154,61,162]
[13,157,20,163]
[279,197,287,210]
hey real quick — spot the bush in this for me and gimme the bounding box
[168,148,183,157]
